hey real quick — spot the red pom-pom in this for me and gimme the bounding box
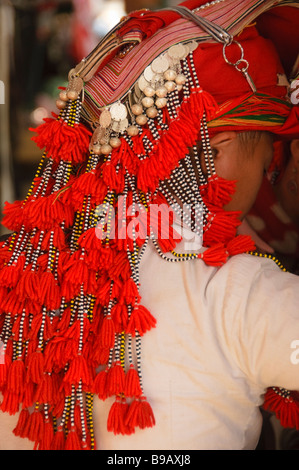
[106,361,125,396]
[124,364,142,397]
[264,387,299,429]
[107,397,133,435]
[126,305,156,336]
[27,349,44,384]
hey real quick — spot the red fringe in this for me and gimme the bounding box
[199,244,228,267]
[30,116,91,164]
[15,270,42,304]
[263,388,299,429]
[51,426,66,450]
[1,200,26,231]
[65,426,83,450]
[13,409,30,438]
[125,396,155,430]
[136,87,218,193]
[201,175,236,207]
[70,171,108,209]
[124,364,142,397]
[226,235,256,256]
[23,193,75,231]
[107,397,133,435]
[63,354,92,388]
[119,278,141,306]
[37,419,55,450]
[0,256,26,289]
[126,305,157,336]
[106,361,125,396]
[93,368,108,400]
[26,349,44,384]
[25,410,45,442]
[111,303,129,333]
[7,359,26,393]
[39,270,61,310]
[98,315,115,349]
[34,374,53,404]
[0,390,22,415]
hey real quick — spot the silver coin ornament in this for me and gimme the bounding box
[110,102,127,121]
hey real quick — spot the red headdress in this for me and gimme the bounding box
[0,0,299,450]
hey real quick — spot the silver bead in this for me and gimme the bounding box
[136,114,148,125]
[141,96,154,108]
[155,86,168,98]
[143,86,156,97]
[175,74,187,85]
[155,97,167,109]
[56,99,67,110]
[66,90,79,100]
[109,137,122,148]
[164,81,176,92]
[164,69,177,81]
[127,125,139,136]
[146,106,158,118]
[101,144,112,155]
[92,144,102,155]
[59,90,68,102]
[131,103,143,115]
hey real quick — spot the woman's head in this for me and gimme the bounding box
[208,131,274,218]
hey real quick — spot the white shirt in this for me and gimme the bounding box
[93,243,299,450]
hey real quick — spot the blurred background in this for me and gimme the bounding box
[0,0,179,234]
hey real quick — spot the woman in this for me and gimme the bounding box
[0,0,299,450]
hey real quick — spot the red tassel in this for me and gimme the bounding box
[0,352,11,388]
[22,379,35,409]
[15,270,42,303]
[34,374,53,404]
[125,396,155,430]
[199,244,228,267]
[30,116,91,164]
[111,303,129,333]
[65,426,82,450]
[26,349,44,384]
[204,208,241,246]
[202,175,236,207]
[263,387,299,429]
[23,193,74,231]
[24,410,44,442]
[63,355,92,388]
[124,364,142,397]
[13,409,30,438]
[226,235,256,256]
[120,278,141,305]
[93,369,108,399]
[7,359,26,393]
[0,257,25,288]
[1,200,26,231]
[0,390,22,414]
[106,361,125,396]
[0,289,26,316]
[51,426,66,450]
[107,397,133,435]
[37,419,55,450]
[39,271,61,310]
[126,305,157,336]
[98,315,115,349]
